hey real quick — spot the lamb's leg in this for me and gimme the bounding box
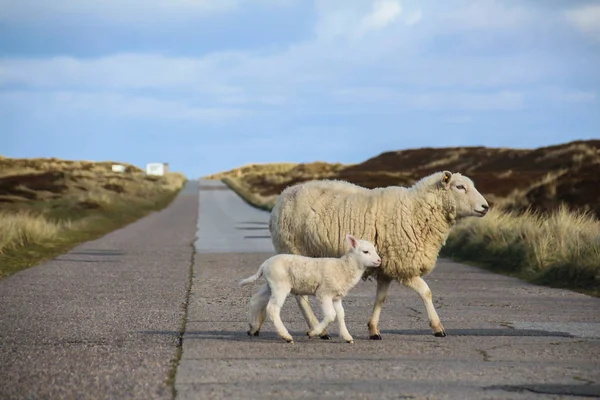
[307,296,336,339]
[248,283,270,336]
[295,295,331,340]
[332,299,353,343]
[367,275,392,340]
[266,287,294,343]
[405,276,446,337]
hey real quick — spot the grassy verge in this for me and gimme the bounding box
[440,206,600,296]
[0,158,187,280]
[223,179,600,296]
[221,177,277,211]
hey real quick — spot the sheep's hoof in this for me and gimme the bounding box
[247,330,260,337]
[434,331,447,338]
[369,334,382,340]
[346,339,354,344]
[320,334,332,340]
[285,338,294,343]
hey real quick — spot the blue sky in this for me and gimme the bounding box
[2,0,599,178]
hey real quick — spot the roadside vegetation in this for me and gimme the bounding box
[441,206,600,296]
[0,156,186,279]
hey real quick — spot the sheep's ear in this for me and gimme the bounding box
[441,171,452,189]
[346,234,358,249]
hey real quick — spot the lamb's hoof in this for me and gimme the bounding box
[345,339,354,344]
[369,334,382,340]
[434,331,447,338]
[247,330,260,337]
[320,334,332,340]
[285,338,294,343]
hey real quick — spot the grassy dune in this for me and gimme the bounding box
[0,156,186,279]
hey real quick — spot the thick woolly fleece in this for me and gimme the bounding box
[269,171,462,283]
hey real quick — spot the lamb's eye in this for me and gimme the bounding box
[362,250,369,254]
[456,185,466,191]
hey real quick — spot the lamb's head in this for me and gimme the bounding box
[346,234,381,268]
[440,171,489,219]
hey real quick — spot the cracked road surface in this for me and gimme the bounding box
[175,180,600,399]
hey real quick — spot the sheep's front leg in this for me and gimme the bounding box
[405,276,446,337]
[332,299,353,343]
[266,288,295,343]
[307,296,336,339]
[295,295,331,340]
[367,275,392,340]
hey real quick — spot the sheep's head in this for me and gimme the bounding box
[346,234,382,268]
[440,171,489,219]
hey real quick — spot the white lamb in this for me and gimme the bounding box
[268,170,489,340]
[239,234,382,344]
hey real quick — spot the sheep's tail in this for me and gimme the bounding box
[239,261,266,287]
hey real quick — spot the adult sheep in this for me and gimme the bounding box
[268,170,489,340]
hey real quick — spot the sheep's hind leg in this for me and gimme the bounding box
[248,283,270,337]
[266,288,295,343]
[367,275,392,340]
[332,299,353,343]
[307,296,336,339]
[295,295,331,340]
[405,276,446,337]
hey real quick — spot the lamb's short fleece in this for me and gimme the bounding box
[269,170,489,339]
[239,234,381,343]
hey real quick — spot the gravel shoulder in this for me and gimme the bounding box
[0,182,199,400]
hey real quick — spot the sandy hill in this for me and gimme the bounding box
[210,140,600,218]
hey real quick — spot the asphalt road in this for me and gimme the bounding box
[0,181,199,400]
[175,180,600,400]
[2,179,599,400]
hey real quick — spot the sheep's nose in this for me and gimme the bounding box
[376,258,381,263]
[482,204,489,210]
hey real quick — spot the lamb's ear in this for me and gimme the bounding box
[346,234,358,249]
[441,171,452,189]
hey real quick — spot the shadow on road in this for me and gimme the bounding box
[139,327,573,343]
[381,328,573,337]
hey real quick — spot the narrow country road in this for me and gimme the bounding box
[1,180,599,400]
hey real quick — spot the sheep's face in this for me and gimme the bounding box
[346,234,382,268]
[441,171,489,219]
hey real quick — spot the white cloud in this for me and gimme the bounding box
[333,87,524,110]
[314,0,404,41]
[0,0,595,125]
[404,9,423,26]
[357,0,402,36]
[543,88,597,103]
[439,0,534,32]
[566,4,600,42]
[0,91,251,122]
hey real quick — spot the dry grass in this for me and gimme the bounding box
[222,177,278,211]
[204,162,300,180]
[0,211,72,254]
[0,156,187,279]
[441,205,600,294]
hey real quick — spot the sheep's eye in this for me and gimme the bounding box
[456,185,466,191]
[362,250,369,254]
